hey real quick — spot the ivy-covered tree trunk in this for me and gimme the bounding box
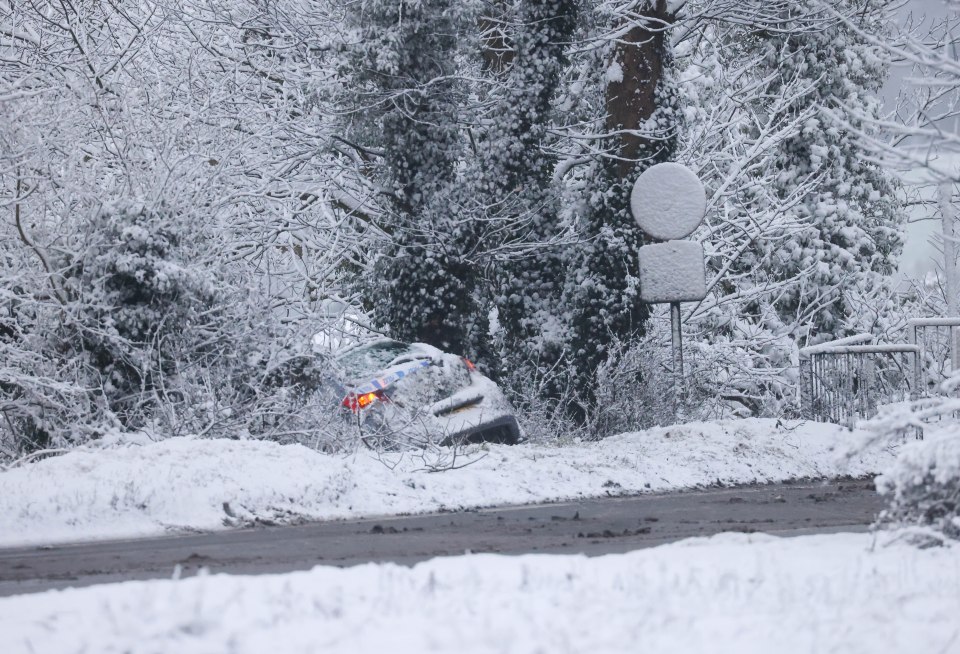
[563,0,680,416]
[342,0,476,353]
[473,0,578,390]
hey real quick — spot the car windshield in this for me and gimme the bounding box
[336,340,411,379]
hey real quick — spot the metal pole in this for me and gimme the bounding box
[844,353,855,430]
[815,356,823,422]
[670,301,684,416]
[939,182,959,371]
[910,323,921,400]
[864,353,876,418]
[799,356,812,420]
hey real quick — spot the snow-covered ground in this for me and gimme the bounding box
[0,419,894,548]
[2,532,957,654]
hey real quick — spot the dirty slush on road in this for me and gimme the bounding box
[0,480,882,597]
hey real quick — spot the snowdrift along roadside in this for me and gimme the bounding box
[2,532,957,654]
[0,419,894,548]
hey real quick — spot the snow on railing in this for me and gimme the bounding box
[798,333,874,357]
[907,317,960,328]
[800,335,919,430]
[908,317,960,398]
[798,321,960,432]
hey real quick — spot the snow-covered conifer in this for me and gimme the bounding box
[667,0,904,416]
[688,0,901,339]
[338,0,477,353]
[471,0,578,390]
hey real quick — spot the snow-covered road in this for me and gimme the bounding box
[0,419,893,548]
[2,532,957,654]
[0,480,883,596]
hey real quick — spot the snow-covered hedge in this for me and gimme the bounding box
[856,372,960,543]
[876,428,960,542]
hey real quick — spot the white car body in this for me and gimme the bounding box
[334,339,520,447]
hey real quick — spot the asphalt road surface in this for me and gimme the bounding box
[0,479,883,597]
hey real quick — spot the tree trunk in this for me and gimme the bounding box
[604,0,674,179]
[478,1,514,75]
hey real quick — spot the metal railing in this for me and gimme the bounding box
[908,317,960,398]
[798,319,960,431]
[800,335,919,429]
[908,317,960,433]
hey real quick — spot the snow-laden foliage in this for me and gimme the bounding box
[830,0,960,183]
[320,0,908,430]
[0,0,920,454]
[336,0,481,355]
[477,0,578,396]
[0,0,353,456]
[878,427,960,543]
[669,0,904,417]
[56,204,219,429]
[1,198,341,455]
[851,371,960,544]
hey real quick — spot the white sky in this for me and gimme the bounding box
[884,0,949,104]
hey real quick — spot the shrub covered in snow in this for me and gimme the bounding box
[0,202,346,460]
[857,372,960,543]
[56,203,220,430]
[876,427,960,542]
[514,328,717,441]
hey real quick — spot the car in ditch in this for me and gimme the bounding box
[334,339,521,448]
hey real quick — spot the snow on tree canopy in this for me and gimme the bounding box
[638,241,707,304]
[631,162,706,240]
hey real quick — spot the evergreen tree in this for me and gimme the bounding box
[472,0,579,389]
[750,1,901,341]
[339,0,476,353]
[664,0,904,416]
[562,0,682,414]
[686,0,902,345]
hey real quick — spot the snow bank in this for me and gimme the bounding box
[2,532,957,654]
[0,419,893,547]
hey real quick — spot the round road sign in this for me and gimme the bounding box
[630,162,706,240]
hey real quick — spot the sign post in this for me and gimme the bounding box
[630,163,707,415]
[939,183,959,371]
[670,301,683,408]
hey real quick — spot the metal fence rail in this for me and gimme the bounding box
[909,317,960,398]
[798,319,960,431]
[800,336,919,429]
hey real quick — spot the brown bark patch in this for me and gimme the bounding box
[604,1,674,178]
